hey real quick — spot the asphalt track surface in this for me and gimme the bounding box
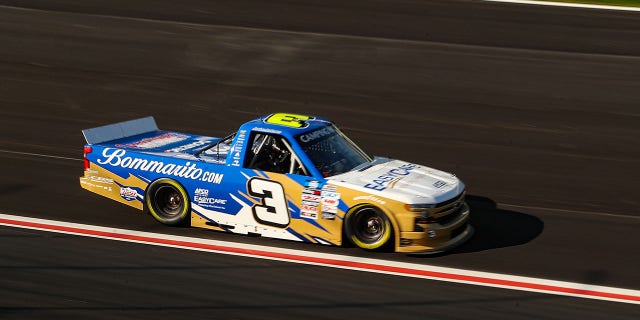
[0,0,639,318]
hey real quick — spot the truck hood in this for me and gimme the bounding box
[329,158,464,204]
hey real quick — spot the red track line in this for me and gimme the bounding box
[1,216,638,304]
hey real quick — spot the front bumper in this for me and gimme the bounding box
[395,202,473,254]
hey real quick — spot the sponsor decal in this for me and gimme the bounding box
[301,213,317,219]
[302,200,319,206]
[318,185,340,217]
[253,127,282,134]
[194,197,227,206]
[115,133,188,149]
[230,130,247,167]
[302,194,321,202]
[164,140,211,153]
[299,126,334,143]
[193,188,227,209]
[322,206,338,213]
[302,183,324,210]
[321,191,340,199]
[322,212,336,220]
[194,188,208,196]
[300,204,318,219]
[307,180,321,189]
[364,163,419,191]
[120,186,139,201]
[97,148,224,184]
[433,180,447,188]
[322,199,338,220]
[87,176,114,184]
[80,180,112,192]
[302,188,321,196]
[321,185,337,192]
[321,198,339,207]
[353,195,386,205]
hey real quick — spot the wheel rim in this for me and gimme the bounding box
[353,208,385,243]
[154,185,183,217]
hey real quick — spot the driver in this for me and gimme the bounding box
[254,135,291,173]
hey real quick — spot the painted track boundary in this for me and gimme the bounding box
[481,0,640,11]
[1,213,639,305]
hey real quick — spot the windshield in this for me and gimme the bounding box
[296,125,371,177]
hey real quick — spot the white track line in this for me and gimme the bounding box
[0,149,81,161]
[1,213,638,305]
[480,0,640,12]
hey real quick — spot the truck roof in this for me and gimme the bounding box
[239,113,334,139]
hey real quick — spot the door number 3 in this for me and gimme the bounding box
[248,178,290,228]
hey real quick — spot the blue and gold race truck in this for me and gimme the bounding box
[80,113,472,253]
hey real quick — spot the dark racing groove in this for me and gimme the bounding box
[0,0,639,319]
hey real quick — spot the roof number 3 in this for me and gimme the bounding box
[265,113,312,128]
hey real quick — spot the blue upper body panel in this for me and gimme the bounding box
[88,113,336,181]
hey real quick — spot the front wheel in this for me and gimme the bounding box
[344,205,393,250]
[145,178,190,226]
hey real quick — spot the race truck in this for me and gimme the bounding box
[80,113,472,253]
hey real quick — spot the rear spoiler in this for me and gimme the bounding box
[82,116,158,144]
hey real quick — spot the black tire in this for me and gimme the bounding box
[145,178,190,226]
[344,205,393,250]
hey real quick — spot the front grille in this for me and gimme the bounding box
[424,191,466,225]
[413,192,467,232]
[436,191,465,208]
[425,206,463,224]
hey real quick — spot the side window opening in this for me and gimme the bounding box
[198,133,235,163]
[246,133,309,176]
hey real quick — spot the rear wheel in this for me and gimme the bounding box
[146,178,190,226]
[344,205,393,250]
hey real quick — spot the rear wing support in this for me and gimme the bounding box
[82,116,158,144]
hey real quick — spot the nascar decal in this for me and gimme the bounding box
[364,163,419,191]
[97,148,224,184]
